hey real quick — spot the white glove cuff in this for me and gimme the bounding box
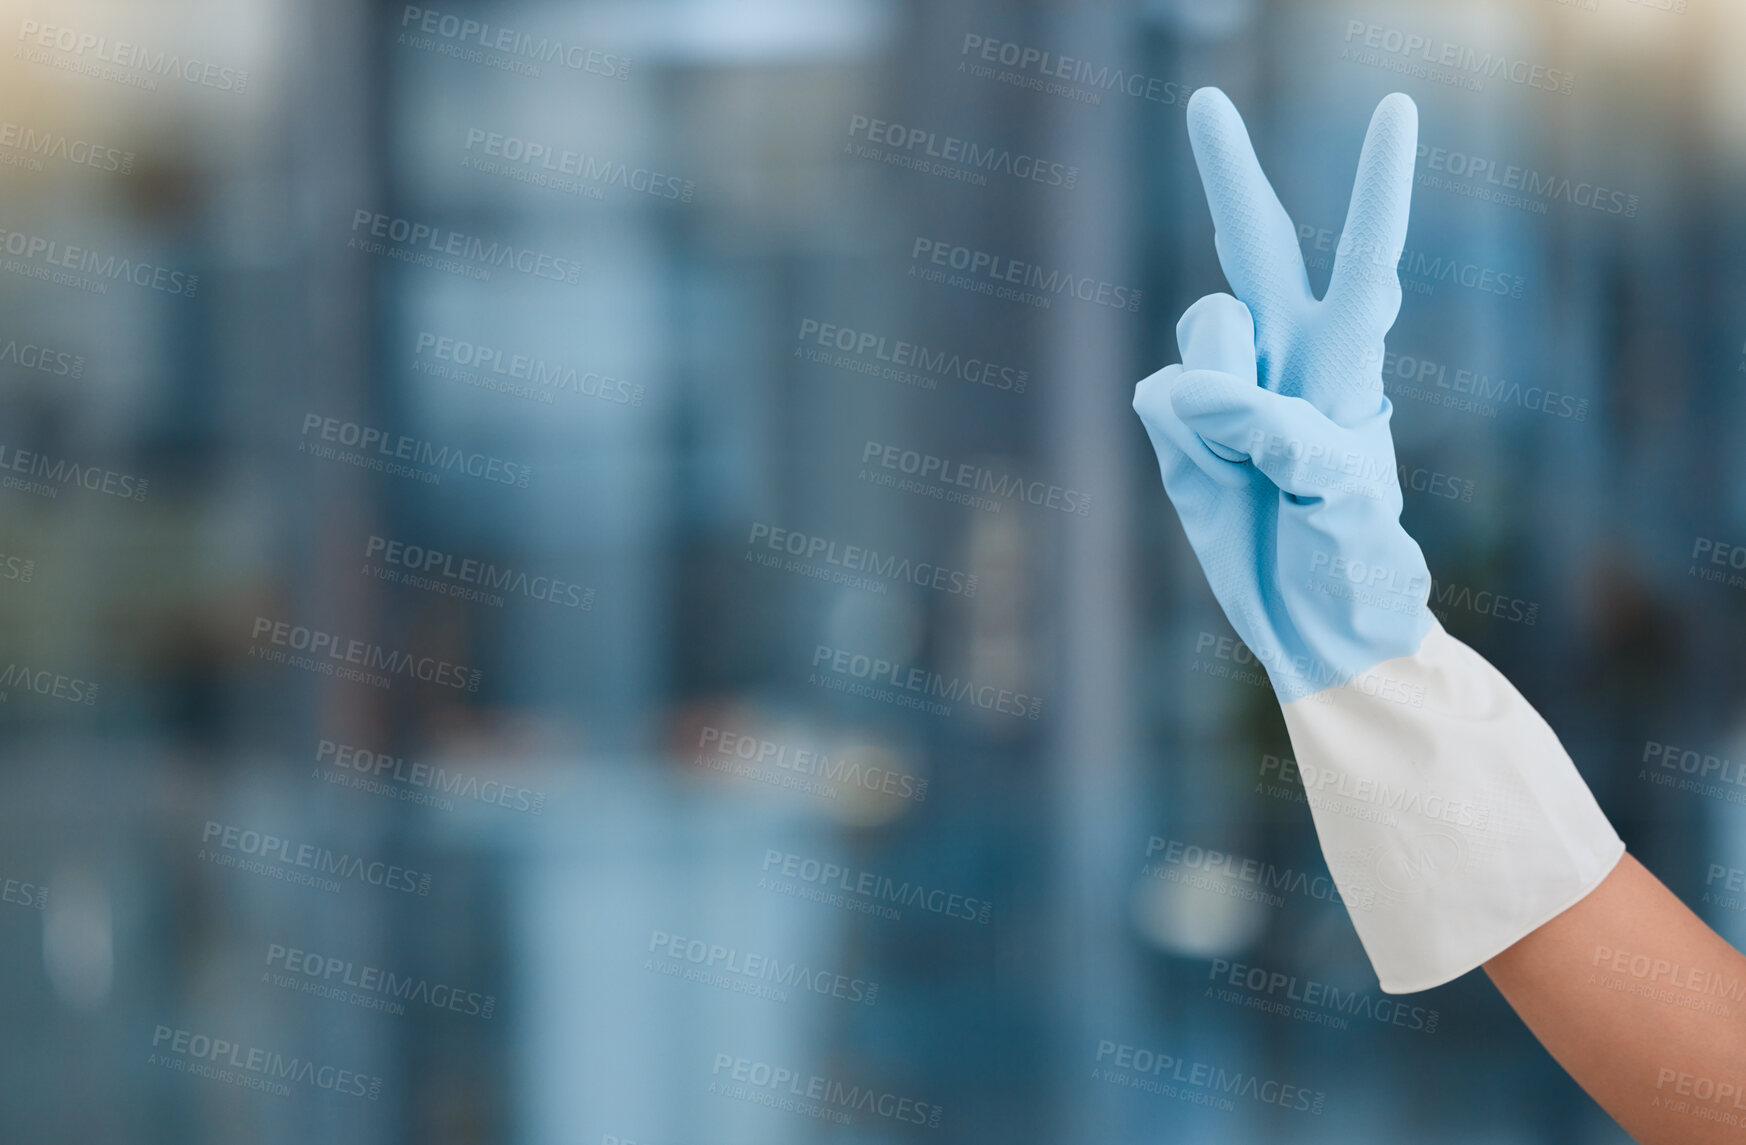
[1278,621,1625,994]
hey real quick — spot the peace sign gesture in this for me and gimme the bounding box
[1132,87,1431,701]
[1132,90,1626,1002]
[1186,87,1419,427]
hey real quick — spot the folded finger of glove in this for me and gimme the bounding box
[1168,370,1376,502]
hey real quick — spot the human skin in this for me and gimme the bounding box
[1485,853,1746,1143]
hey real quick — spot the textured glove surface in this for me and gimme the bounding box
[1134,89,1623,993]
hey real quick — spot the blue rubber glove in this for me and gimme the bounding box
[1133,87,1431,701]
[1134,89,1622,995]
[1188,87,1417,429]
[1134,292,1430,702]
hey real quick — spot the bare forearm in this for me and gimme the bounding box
[1485,853,1746,1143]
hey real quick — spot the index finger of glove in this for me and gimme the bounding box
[1135,364,1251,490]
[1170,369,1376,501]
[1186,87,1315,315]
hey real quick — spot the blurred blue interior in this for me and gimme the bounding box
[3,0,1745,1141]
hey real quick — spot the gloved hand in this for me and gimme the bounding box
[1134,88,1623,994]
[1135,291,1429,704]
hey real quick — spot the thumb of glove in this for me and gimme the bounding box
[1176,294,1258,462]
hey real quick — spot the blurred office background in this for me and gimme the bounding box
[1,0,1744,1141]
